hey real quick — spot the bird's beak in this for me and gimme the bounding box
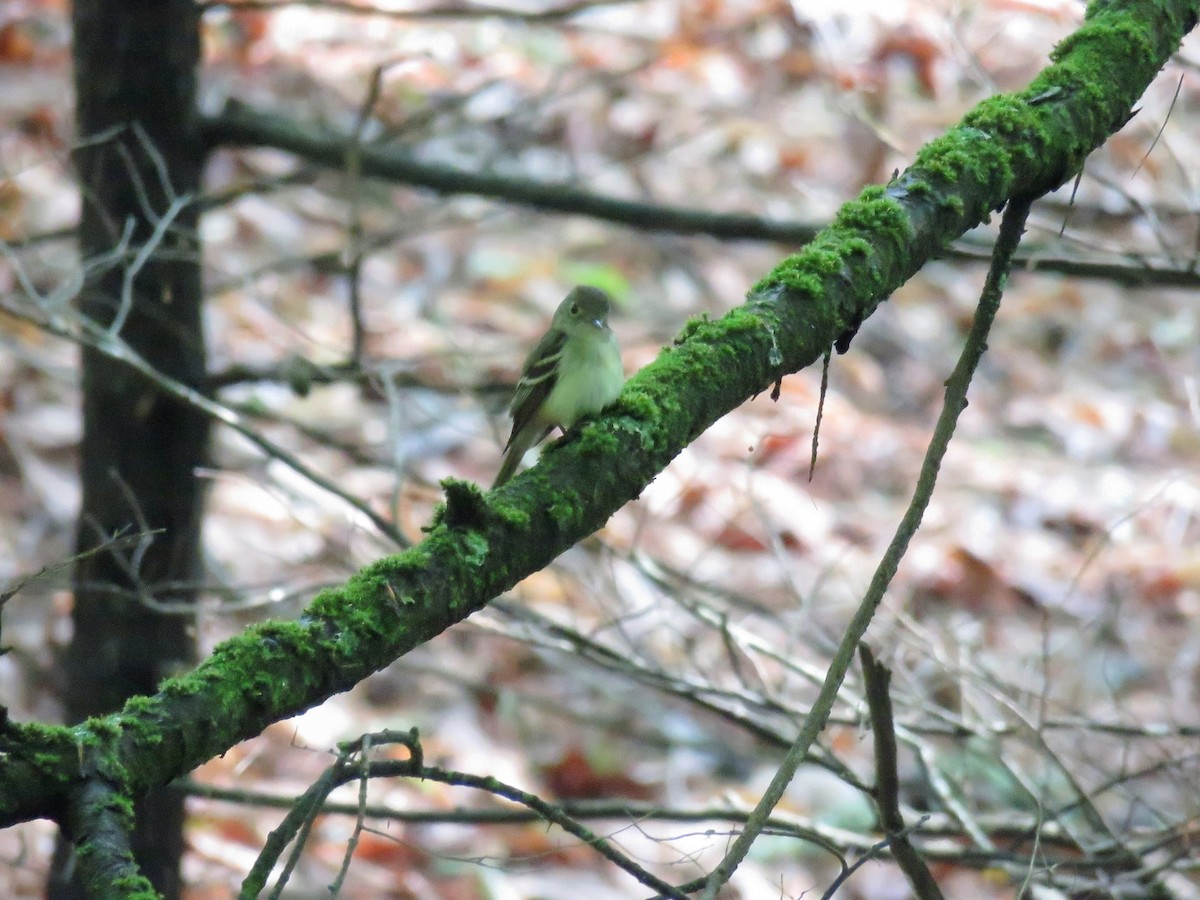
[591,318,605,330]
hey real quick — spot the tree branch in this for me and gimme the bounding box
[200,102,1200,288]
[57,775,154,896]
[201,100,825,242]
[199,0,637,23]
[860,644,945,900]
[696,189,1032,897]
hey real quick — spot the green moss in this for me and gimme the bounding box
[799,247,846,277]
[675,317,732,350]
[82,716,121,743]
[244,668,293,708]
[317,595,391,643]
[832,193,907,236]
[156,675,199,706]
[9,720,72,744]
[913,133,980,184]
[400,544,433,571]
[674,314,710,343]
[462,531,489,566]
[611,389,664,452]
[432,479,490,530]
[753,259,825,298]
[122,695,157,716]
[357,545,432,580]
[901,179,936,198]
[840,237,873,258]
[118,700,164,747]
[98,791,136,827]
[112,875,157,899]
[1053,19,1153,65]
[330,581,367,610]
[306,585,348,618]
[723,307,767,332]
[548,493,580,526]
[255,620,311,651]
[585,428,620,454]
[309,556,422,618]
[487,500,531,527]
[27,743,75,785]
[618,387,658,420]
[964,96,1032,137]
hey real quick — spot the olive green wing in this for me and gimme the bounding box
[504,327,566,452]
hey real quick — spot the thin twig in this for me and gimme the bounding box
[1133,73,1183,179]
[696,194,1036,900]
[185,778,1151,873]
[1,291,409,547]
[0,533,150,606]
[819,817,931,900]
[860,644,945,899]
[239,729,690,900]
[343,64,387,364]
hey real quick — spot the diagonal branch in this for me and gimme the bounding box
[694,181,1038,900]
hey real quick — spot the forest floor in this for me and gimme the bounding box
[2,0,1200,897]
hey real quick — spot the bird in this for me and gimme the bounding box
[492,285,624,488]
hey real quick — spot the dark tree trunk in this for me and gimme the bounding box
[52,2,208,896]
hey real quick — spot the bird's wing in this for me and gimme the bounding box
[504,327,566,452]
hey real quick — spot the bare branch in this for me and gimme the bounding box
[860,644,946,900]
[199,0,638,23]
[696,194,1036,900]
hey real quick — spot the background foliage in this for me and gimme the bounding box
[2,0,1200,896]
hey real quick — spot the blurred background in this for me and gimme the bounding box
[2,0,1199,896]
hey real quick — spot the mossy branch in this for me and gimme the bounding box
[57,749,156,899]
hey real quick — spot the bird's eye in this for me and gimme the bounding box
[570,304,580,315]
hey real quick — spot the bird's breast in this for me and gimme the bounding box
[542,333,623,429]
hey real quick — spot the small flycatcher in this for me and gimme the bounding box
[493,286,624,487]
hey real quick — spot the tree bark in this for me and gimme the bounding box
[52,1,208,896]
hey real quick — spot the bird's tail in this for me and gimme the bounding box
[492,426,536,488]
